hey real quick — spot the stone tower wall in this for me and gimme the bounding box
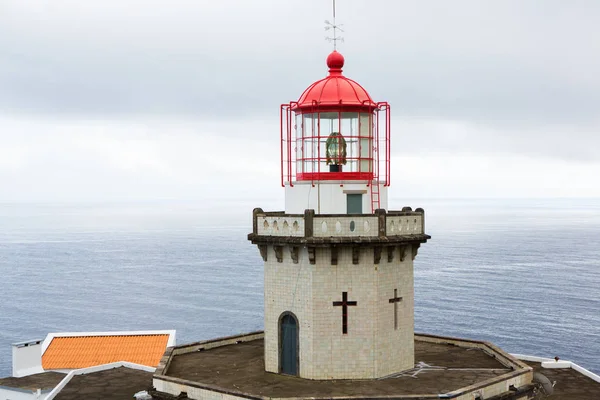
[264,244,417,379]
[375,245,415,377]
[264,245,313,374]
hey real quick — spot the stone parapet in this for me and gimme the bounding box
[249,207,429,246]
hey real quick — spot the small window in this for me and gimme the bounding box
[347,194,363,214]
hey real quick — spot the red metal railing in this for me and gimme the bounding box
[280,102,390,187]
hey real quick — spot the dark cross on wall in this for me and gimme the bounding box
[389,289,403,330]
[333,291,357,334]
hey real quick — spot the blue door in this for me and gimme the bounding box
[280,313,298,375]
[347,194,363,214]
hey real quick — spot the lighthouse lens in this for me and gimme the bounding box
[326,132,346,166]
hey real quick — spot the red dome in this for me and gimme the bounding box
[293,51,376,112]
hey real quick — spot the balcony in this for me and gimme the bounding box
[248,208,430,246]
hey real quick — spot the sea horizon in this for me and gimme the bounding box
[1,197,599,377]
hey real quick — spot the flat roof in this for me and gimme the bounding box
[162,338,515,398]
[54,366,152,400]
[524,361,600,399]
[0,371,65,391]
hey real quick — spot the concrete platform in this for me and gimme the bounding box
[152,332,534,399]
[524,361,600,400]
[0,371,65,391]
[54,366,153,400]
[0,367,153,400]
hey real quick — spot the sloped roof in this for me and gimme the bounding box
[42,332,172,370]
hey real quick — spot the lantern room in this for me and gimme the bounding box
[281,51,390,187]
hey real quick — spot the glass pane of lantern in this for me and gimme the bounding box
[360,138,371,158]
[359,113,372,137]
[348,139,358,164]
[313,135,319,172]
[304,160,312,173]
[295,113,302,135]
[303,113,313,138]
[348,159,358,172]
[361,159,372,172]
[296,138,302,161]
[303,138,312,161]
[359,113,373,173]
[319,139,326,165]
[319,112,340,138]
[303,134,315,173]
[350,113,359,136]
[340,112,358,165]
[340,113,352,137]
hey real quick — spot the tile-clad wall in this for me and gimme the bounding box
[264,245,314,375]
[311,247,378,379]
[386,214,423,235]
[375,246,415,376]
[257,215,305,237]
[263,243,417,379]
[313,216,378,237]
[311,247,415,379]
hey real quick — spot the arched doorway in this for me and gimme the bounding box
[279,312,298,375]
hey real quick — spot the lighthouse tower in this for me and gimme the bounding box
[248,51,430,380]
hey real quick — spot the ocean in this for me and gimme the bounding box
[0,198,599,377]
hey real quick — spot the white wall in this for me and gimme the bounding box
[12,340,43,378]
[285,181,388,214]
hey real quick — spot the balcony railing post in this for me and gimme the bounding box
[375,208,386,237]
[416,207,425,234]
[304,209,315,238]
[252,208,264,235]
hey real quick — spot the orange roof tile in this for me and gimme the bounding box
[42,334,169,370]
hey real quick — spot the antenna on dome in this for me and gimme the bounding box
[325,0,344,50]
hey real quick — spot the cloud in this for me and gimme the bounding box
[393,153,600,199]
[394,118,600,162]
[1,114,599,203]
[0,1,598,201]
[1,1,598,123]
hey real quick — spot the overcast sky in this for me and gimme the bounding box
[1,0,599,204]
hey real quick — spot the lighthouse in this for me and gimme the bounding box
[150,13,554,398]
[248,50,430,380]
[151,31,551,400]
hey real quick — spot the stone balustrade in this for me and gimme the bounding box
[256,212,305,237]
[386,214,423,235]
[252,208,425,238]
[313,215,378,237]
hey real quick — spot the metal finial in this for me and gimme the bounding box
[325,0,344,50]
